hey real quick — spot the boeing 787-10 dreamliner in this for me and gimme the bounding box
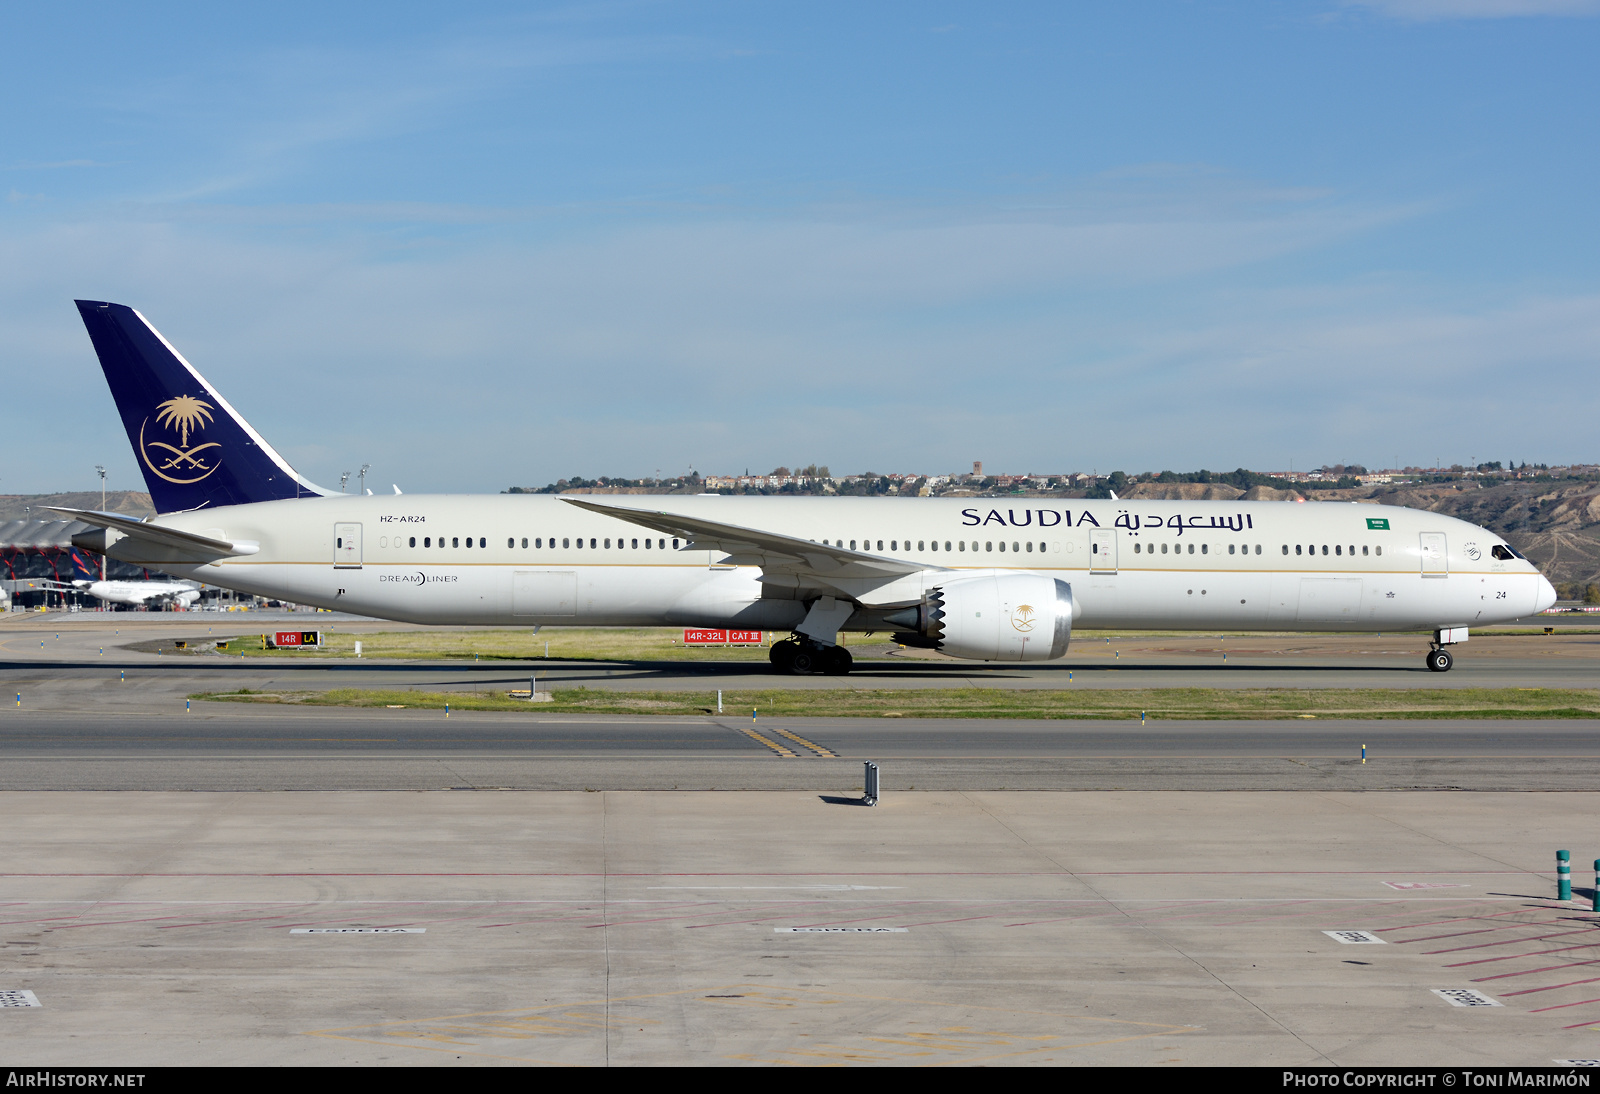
[50,301,1555,675]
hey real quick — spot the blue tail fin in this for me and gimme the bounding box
[75,301,329,513]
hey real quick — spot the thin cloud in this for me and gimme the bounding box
[6,159,119,170]
[1345,0,1600,19]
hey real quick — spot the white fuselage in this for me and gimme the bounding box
[103,494,1553,635]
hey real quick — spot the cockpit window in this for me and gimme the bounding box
[1491,544,1523,561]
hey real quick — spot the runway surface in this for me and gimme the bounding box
[1,615,1597,699]
[0,706,1596,790]
[1,614,1595,790]
[1,616,1598,1065]
[2,789,1597,1066]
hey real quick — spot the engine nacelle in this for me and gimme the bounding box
[886,573,1073,661]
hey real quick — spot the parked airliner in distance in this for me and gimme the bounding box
[11,577,201,609]
[52,301,1555,674]
[71,578,201,609]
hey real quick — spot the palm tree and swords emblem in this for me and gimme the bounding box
[139,395,222,484]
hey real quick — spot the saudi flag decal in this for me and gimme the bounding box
[1366,517,1391,530]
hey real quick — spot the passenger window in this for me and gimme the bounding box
[1201,544,1208,555]
[1375,546,1381,556]
[1255,545,1261,555]
[605,539,611,549]
[986,542,993,552]
[1321,545,1328,556]
[453,537,460,548]
[672,538,680,549]
[918,541,925,551]
[877,540,884,551]
[424,537,430,547]
[1335,545,1342,556]
[959,541,966,552]
[998,542,1006,552]
[576,538,582,549]
[1134,543,1141,554]
[632,538,638,549]
[1228,544,1235,555]
[563,538,569,548]
[644,538,651,549]
[536,538,542,548]
[891,541,897,551]
[944,542,951,551]
[660,539,667,549]
[1187,544,1194,555]
[1362,545,1368,556]
[410,537,416,548]
[1161,543,1168,554]
[1282,545,1288,555]
[1026,542,1033,552]
[1295,545,1302,556]
[508,538,514,549]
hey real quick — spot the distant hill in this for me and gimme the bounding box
[1122,482,1307,502]
[0,491,155,522]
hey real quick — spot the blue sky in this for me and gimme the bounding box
[2,1,1598,494]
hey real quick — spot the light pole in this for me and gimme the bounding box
[358,464,370,495]
[94,465,107,581]
[340,471,350,493]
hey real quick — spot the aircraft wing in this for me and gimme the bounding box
[44,507,259,558]
[559,497,946,603]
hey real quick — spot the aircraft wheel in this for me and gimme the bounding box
[821,647,853,676]
[769,640,798,671]
[1426,648,1453,673]
[789,647,818,675]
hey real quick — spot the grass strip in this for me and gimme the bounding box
[191,686,1600,720]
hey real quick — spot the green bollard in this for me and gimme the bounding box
[1558,850,1571,901]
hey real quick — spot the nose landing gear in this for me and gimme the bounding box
[1425,627,1466,672]
[769,637,852,676]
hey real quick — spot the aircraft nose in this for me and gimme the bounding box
[1534,574,1557,615]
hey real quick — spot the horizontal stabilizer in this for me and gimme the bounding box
[45,507,258,558]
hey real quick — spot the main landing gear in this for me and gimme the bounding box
[1426,647,1453,673]
[770,637,853,676]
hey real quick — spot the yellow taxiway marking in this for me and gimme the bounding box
[767,727,837,757]
[737,727,797,757]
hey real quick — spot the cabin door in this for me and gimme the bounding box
[334,523,362,569]
[1089,529,1117,574]
[1419,533,1448,578]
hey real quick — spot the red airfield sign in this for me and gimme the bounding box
[682,629,763,646]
